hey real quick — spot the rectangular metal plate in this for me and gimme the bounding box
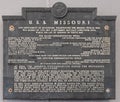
[3,2,116,100]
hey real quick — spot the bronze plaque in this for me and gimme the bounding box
[3,2,116,100]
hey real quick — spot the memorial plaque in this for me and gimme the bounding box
[3,2,116,100]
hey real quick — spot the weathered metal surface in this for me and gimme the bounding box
[3,2,116,100]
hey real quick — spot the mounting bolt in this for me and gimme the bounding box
[8,88,13,93]
[106,88,110,93]
[9,25,15,31]
[104,25,110,31]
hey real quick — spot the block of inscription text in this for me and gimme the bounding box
[3,2,116,100]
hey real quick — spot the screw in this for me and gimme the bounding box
[9,25,15,31]
[106,88,110,93]
[8,88,13,93]
[104,25,110,31]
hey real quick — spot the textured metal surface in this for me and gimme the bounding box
[2,2,116,100]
